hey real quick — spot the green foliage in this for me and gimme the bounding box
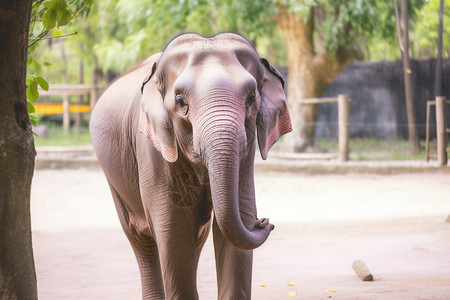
[41,0,72,29]
[321,1,378,56]
[27,0,92,125]
[214,0,276,41]
[363,0,426,60]
[28,0,443,95]
[274,0,381,57]
[279,0,321,18]
[413,0,450,58]
[91,0,277,74]
[276,0,426,60]
[29,0,93,47]
[26,75,48,103]
[26,57,50,126]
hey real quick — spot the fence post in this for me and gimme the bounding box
[63,94,70,131]
[90,85,98,110]
[435,96,447,166]
[425,101,432,162]
[338,94,350,162]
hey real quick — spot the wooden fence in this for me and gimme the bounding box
[34,87,352,163]
[36,84,99,131]
[426,96,449,166]
[299,94,351,162]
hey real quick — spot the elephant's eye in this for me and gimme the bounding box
[246,92,256,109]
[175,94,189,115]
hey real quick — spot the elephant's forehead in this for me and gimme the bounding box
[158,33,261,81]
[163,33,255,62]
[168,33,251,51]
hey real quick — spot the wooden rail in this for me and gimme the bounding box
[425,96,449,166]
[299,94,351,162]
[36,84,99,131]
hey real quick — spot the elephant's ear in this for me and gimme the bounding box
[257,58,293,160]
[139,62,178,162]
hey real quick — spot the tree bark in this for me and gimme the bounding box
[0,1,38,299]
[274,4,353,152]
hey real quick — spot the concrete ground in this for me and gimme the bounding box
[31,165,450,299]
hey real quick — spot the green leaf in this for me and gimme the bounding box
[42,9,57,29]
[44,0,66,10]
[27,100,36,114]
[58,9,72,27]
[36,76,49,91]
[26,80,39,102]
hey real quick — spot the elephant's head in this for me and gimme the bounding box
[140,33,292,249]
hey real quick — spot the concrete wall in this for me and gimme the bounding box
[278,59,450,140]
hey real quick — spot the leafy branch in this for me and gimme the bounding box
[27,0,92,125]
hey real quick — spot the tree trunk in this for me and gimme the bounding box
[434,0,444,97]
[401,0,420,153]
[0,1,38,299]
[274,4,353,152]
[395,0,420,153]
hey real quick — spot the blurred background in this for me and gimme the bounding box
[28,0,449,162]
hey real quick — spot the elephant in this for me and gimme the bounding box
[90,32,292,299]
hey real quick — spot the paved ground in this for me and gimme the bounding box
[31,167,450,299]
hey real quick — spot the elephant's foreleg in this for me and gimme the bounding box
[128,235,164,300]
[108,184,165,299]
[213,217,253,300]
[153,213,204,300]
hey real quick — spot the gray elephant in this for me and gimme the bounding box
[90,33,292,299]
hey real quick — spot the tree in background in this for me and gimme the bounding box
[273,1,375,151]
[274,0,429,152]
[395,0,420,153]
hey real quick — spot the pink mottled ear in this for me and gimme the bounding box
[257,58,293,160]
[140,61,178,162]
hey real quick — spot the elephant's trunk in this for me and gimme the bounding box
[198,105,273,250]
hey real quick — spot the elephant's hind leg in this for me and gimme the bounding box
[108,184,165,300]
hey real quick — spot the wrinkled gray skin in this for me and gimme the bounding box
[90,33,292,300]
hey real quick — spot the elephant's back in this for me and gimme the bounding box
[90,52,161,129]
[90,52,162,157]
